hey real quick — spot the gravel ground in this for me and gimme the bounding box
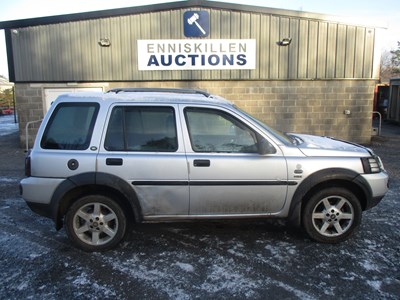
[0,114,399,299]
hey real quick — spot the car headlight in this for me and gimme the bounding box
[361,156,384,174]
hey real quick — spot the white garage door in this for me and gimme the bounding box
[44,88,103,111]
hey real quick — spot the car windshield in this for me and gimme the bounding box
[234,106,293,145]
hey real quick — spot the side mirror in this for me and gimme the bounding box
[258,138,277,155]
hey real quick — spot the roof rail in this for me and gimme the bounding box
[107,88,211,97]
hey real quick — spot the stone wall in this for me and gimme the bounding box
[15,79,376,148]
[15,84,44,149]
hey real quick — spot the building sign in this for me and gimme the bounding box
[137,39,256,71]
[184,11,209,37]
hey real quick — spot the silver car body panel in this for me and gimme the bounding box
[96,152,190,216]
[361,173,389,197]
[293,134,370,154]
[30,150,97,178]
[187,153,289,214]
[20,177,64,204]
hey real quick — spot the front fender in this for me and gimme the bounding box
[287,168,372,227]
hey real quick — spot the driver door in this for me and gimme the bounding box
[182,106,288,215]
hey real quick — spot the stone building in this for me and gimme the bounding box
[0,0,385,146]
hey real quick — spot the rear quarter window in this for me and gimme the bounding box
[41,103,99,150]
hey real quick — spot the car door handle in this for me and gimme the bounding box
[193,159,210,167]
[106,158,123,166]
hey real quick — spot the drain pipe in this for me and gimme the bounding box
[12,86,17,124]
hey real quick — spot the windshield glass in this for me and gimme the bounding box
[234,106,292,145]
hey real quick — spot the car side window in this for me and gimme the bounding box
[185,107,259,153]
[41,103,99,150]
[104,106,178,152]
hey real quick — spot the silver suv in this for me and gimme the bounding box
[20,88,389,251]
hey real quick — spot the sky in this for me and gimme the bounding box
[0,0,399,78]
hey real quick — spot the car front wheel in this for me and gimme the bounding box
[65,195,127,252]
[302,187,362,243]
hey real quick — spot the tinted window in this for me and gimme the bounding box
[104,106,177,152]
[41,103,99,150]
[185,107,259,153]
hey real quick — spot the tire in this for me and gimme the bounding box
[65,195,127,252]
[302,187,362,243]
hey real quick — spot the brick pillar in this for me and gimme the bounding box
[15,84,44,149]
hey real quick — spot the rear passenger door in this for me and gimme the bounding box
[97,104,189,217]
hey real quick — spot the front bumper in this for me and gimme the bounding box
[361,171,389,210]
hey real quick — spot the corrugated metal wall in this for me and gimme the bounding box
[10,7,377,82]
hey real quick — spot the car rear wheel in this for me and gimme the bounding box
[302,187,362,243]
[65,195,127,252]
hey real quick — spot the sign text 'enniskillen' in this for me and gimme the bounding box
[137,39,256,71]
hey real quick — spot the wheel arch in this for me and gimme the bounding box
[288,168,372,227]
[50,172,142,230]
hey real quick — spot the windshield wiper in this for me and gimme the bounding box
[286,133,303,145]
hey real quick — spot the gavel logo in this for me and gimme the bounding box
[187,13,206,35]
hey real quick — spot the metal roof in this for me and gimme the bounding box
[0,0,385,30]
